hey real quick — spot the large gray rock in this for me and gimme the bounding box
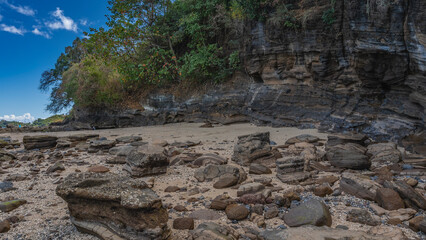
[56,172,170,240]
[283,199,332,227]
[367,143,401,169]
[124,146,168,177]
[326,143,370,170]
[88,139,116,153]
[23,135,58,150]
[232,132,275,166]
[346,209,380,226]
[194,164,246,184]
[260,226,385,240]
[190,222,238,240]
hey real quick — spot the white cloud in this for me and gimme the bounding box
[32,27,50,38]
[0,113,35,123]
[5,1,36,16]
[46,7,77,32]
[0,23,25,35]
[79,19,88,26]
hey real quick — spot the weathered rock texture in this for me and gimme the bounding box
[67,0,425,142]
[56,173,170,240]
[124,146,169,177]
[23,135,58,150]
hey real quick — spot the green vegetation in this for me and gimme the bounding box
[322,0,336,25]
[41,0,322,113]
[0,115,65,128]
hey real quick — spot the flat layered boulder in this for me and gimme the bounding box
[260,226,385,240]
[23,135,58,150]
[283,199,332,227]
[56,172,170,240]
[326,143,370,170]
[88,139,116,153]
[194,164,246,188]
[232,132,275,166]
[124,146,168,177]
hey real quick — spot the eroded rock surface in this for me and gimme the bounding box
[56,172,170,240]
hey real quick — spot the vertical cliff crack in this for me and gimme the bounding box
[340,0,346,59]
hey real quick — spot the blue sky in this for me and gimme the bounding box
[0,0,109,122]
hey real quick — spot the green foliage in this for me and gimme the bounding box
[322,0,336,25]
[60,56,123,108]
[268,4,299,29]
[32,115,66,127]
[42,0,247,112]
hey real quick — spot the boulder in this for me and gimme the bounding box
[23,135,58,150]
[232,132,275,166]
[383,180,426,210]
[173,218,194,230]
[0,150,16,162]
[285,134,320,145]
[346,209,379,226]
[124,146,168,177]
[213,175,239,189]
[339,177,377,201]
[367,143,401,169]
[326,143,370,170]
[0,199,27,212]
[375,188,404,210]
[327,134,368,147]
[190,222,238,240]
[276,156,304,174]
[194,164,246,184]
[225,204,249,220]
[237,183,265,197]
[0,220,10,233]
[88,139,116,153]
[56,172,170,240]
[249,163,272,175]
[408,216,424,232]
[419,219,426,233]
[260,226,385,240]
[192,153,227,166]
[0,181,14,193]
[189,209,221,220]
[313,183,333,197]
[116,136,142,143]
[283,199,332,227]
[67,134,99,142]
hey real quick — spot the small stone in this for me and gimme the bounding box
[313,183,333,197]
[375,188,404,210]
[346,209,379,226]
[173,218,194,230]
[189,209,221,220]
[0,199,27,212]
[387,218,402,225]
[264,206,279,219]
[405,178,418,187]
[213,174,239,189]
[283,199,332,227]
[173,205,188,212]
[87,165,110,173]
[408,215,424,232]
[0,220,10,233]
[164,186,180,192]
[225,204,249,221]
[249,163,272,175]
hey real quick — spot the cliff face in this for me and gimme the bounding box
[70,0,425,142]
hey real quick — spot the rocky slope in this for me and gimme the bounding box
[67,0,425,142]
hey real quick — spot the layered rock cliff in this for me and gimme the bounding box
[68,0,425,142]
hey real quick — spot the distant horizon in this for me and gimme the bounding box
[0,0,108,120]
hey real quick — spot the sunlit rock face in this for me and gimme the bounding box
[68,0,425,142]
